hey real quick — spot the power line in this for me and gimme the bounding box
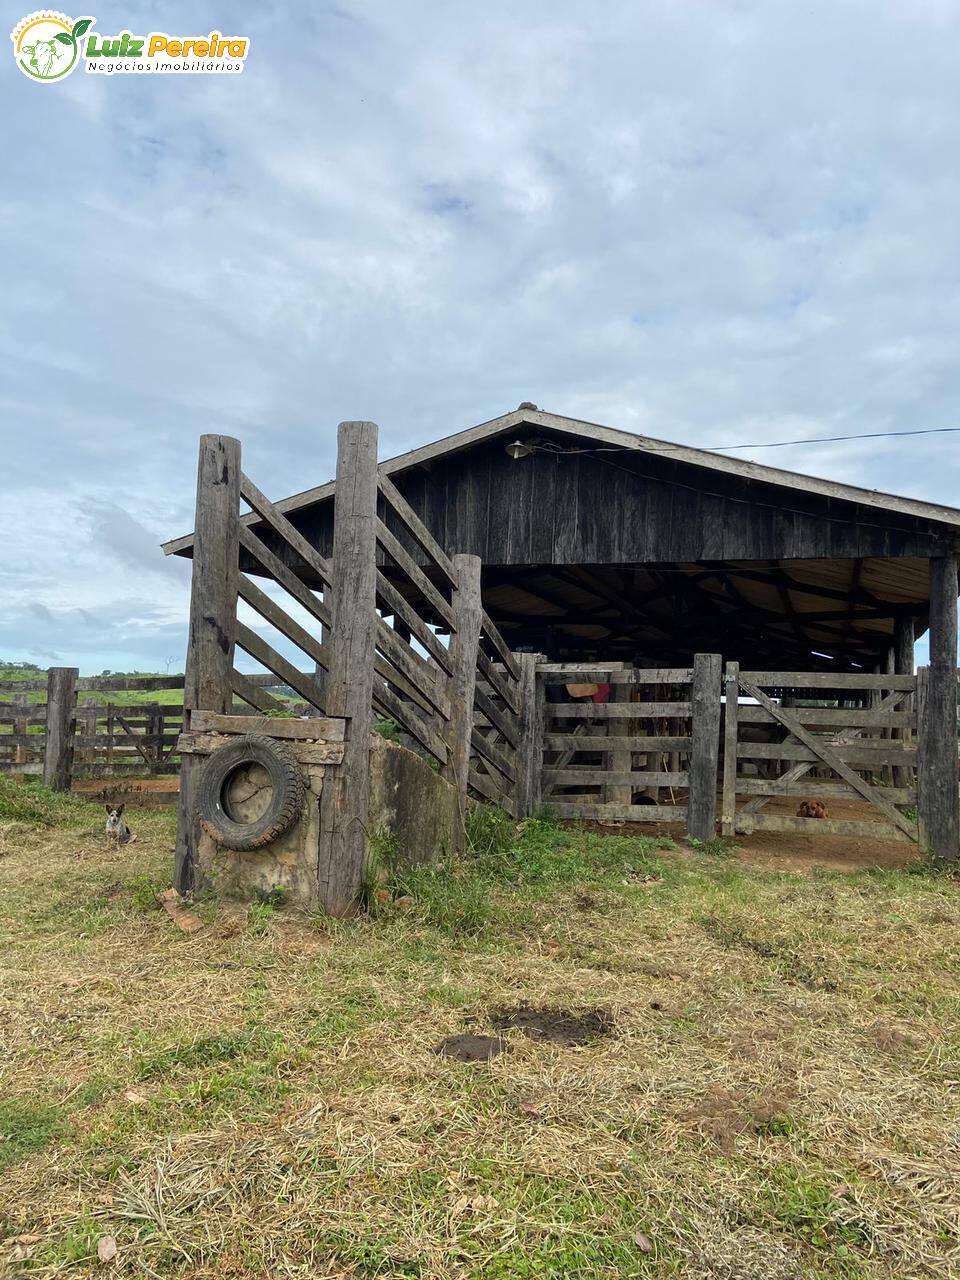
[540,424,960,456]
[703,425,960,452]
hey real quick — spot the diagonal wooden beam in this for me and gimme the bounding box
[737,675,916,839]
[740,687,911,814]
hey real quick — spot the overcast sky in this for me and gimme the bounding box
[2,0,959,672]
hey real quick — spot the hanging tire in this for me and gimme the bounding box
[195,734,305,852]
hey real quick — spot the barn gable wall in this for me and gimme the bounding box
[285,435,948,571]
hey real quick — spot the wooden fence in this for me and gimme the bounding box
[12,424,958,909]
[720,666,921,844]
[532,656,721,837]
[0,671,303,789]
[173,426,538,913]
[0,672,189,785]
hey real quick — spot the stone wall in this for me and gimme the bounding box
[197,757,327,906]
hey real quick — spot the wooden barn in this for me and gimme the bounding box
[165,409,960,913]
[166,404,960,674]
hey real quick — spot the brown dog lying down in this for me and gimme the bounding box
[797,800,828,819]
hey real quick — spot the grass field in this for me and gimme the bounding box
[1,778,958,1278]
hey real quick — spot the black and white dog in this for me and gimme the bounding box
[104,804,135,847]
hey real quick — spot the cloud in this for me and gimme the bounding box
[2,0,959,671]
[85,501,185,578]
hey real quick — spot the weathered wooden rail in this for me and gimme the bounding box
[534,657,721,838]
[0,671,294,788]
[720,666,922,845]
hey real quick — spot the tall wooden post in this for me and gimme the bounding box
[43,667,78,791]
[317,421,379,917]
[604,674,633,805]
[147,706,162,772]
[893,617,916,791]
[687,652,722,841]
[105,705,115,772]
[895,617,916,677]
[918,554,959,861]
[515,652,546,818]
[174,435,241,894]
[80,706,97,770]
[880,648,896,786]
[442,554,482,849]
[720,661,740,837]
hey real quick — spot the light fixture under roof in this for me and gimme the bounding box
[505,439,533,460]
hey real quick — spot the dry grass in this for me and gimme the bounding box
[1,785,959,1278]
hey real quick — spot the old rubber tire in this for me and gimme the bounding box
[196,734,305,852]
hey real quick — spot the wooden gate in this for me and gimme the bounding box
[535,655,722,837]
[721,666,919,844]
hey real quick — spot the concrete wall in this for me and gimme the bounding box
[199,733,459,910]
[368,733,460,870]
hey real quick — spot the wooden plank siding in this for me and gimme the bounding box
[163,409,960,678]
[267,438,952,575]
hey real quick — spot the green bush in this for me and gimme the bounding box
[467,808,673,888]
[130,873,166,913]
[374,717,401,741]
[465,803,515,859]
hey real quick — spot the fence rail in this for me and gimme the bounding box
[721,663,920,844]
[534,656,721,837]
[0,671,310,786]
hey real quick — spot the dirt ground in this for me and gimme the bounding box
[583,794,918,874]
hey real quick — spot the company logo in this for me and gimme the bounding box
[11,12,91,80]
[10,12,249,80]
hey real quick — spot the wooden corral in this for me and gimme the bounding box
[163,407,960,903]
